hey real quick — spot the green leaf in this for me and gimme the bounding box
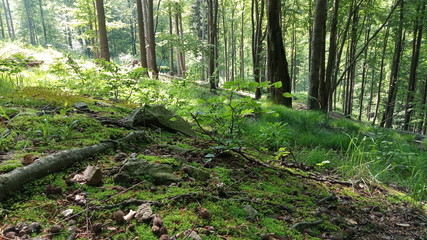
[259,81,270,88]
[240,109,254,116]
[248,82,259,89]
[223,81,237,89]
[170,117,177,122]
[283,92,293,98]
[272,81,282,88]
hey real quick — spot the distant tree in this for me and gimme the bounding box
[136,0,148,68]
[95,0,110,61]
[207,0,218,90]
[144,0,158,77]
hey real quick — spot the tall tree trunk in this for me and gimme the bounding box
[128,0,137,55]
[222,0,229,82]
[252,0,266,100]
[0,5,5,39]
[358,17,370,121]
[240,1,245,81]
[168,5,174,75]
[1,0,10,39]
[144,0,158,77]
[95,0,110,61]
[136,0,148,69]
[38,0,48,45]
[323,0,339,112]
[344,5,359,117]
[403,3,425,131]
[380,0,404,128]
[308,0,327,110]
[208,0,219,90]
[418,75,427,134]
[373,27,390,125]
[231,6,236,82]
[5,0,13,38]
[23,0,36,45]
[267,0,292,107]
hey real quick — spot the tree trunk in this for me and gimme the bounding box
[380,0,404,128]
[0,132,148,201]
[222,0,229,82]
[23,0,36,45]
[240,1,245,81]
[372,27,389,125]
[403,3,425,131]
[0,5,5,39]
[95,0,110,61]
[169,5,174,75]
[5,0,13,38]
[208,0,219,90]
[308,0,327,110]
[323,0,339,112]
[38,0,48,46]
[267,0,292,107]
[136,0,148,69]
[144,0,158,77]
[252,0,266,100]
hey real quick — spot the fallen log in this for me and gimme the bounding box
[0,131,148,201]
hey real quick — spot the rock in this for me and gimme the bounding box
[135,203,153,222]
[73,102,88,110]
[243,205,259,218]
[113,210,125,224]
[3,225,16,234]
[113,158,181,185]
[125,105,196,137]
[198,208,211,219]
[92,223,103,235]
[151,225,167,236]
[182,230,202,240]
[30,222,42,233]
[61,209,74,217]
[48,224,62,233]
[4,231,16,238]
[182,165,210,181]
[45,184,62,195]
[124,210,137,222]
[152,214,164,227]
[159,235,170,240]
[83,166,103,186]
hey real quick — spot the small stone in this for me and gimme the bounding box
[182,230,202,240]
[124,210,137,222]
[92,223,103,235]
[243,204,258,218]
[73,102,88,110]
[152,214,163,227]
[48,225,62,233]
[151,225,161,235]
[135,203,153,222]
[61,209,74,217]
[29,222,42,233]
[4,231,16,238]
[113,210,125,224]
[114,153,127,162]
[159,234,170,240]
[45,184,62,195]
[83,166,103,186]
[198,208,211,219]
[158,226,168,236]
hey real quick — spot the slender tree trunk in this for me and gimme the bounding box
[207,0,219,90]
[323,0,339,112]
[174,8,182,76]
[128,0,137,55]
[5,0,13,38]
[358,18,370,121]
[240,1,245,81]
[95,0,110,61]
[23,0,36,45]
[267,0,292,107]
[344,6,359,117]
[38,0,48,45]
[403,3,425,131]
[136,0,148,69]
[2,0,10,39]
[373,27,389,125]
[252,0,266,100]
[308,0,327,110]
[418,75,427,134]
[144,0,158,77]
[0,5,5,39]
[367,42,378,122]
[168,5,174,75]
[381,0,404,128]
[231,6,236,82]
[222,0,228,81]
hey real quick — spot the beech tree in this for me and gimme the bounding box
[95,0,110,61]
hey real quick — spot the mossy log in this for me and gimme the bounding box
[0,131,148,201]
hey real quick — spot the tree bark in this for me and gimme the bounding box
[208,0,219,90]
[308,0,327,110]
[144,0,159,77]
[372,27,389,125]
[403,3,425,131]
[136,0,148,69]
[95,0,110,61]
[267,0,292,107]
[169,4,174,75]
[39,0,48,46]
[380,0,404,128]
[252,0,266,100]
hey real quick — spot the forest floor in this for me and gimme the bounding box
[0,93,426,240]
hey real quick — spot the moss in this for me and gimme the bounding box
[138,155,179,166]
[0,160,23,173]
